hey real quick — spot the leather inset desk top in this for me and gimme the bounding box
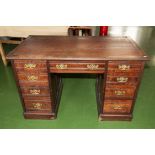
[7,36,149,61]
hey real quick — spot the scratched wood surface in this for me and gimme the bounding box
[7,36,149,61]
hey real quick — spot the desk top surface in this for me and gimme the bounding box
[7,36,149,61]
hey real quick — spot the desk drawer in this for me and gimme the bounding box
[24,96,52,112]
[23,96,51,101]
[21,87,50,96]
[14,60,47,69]
[15,68,47,74]
[107,69,141,76]
[103,99,132,114]
[106,76,139,84]
[49,61,105,73]
[107,61,143,77]
[108,61,143,70]
[24,100,52,112]
[19,81,49,87]
[105,84,136,98]
[17,73,48,82]
[14,60,48,74]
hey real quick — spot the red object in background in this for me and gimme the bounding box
[99,26,108,36]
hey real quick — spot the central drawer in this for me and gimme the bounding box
[48,61,105,73]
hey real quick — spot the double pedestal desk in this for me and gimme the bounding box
[7,36,149,121]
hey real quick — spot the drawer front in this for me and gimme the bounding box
[108,61,143,70]
[24,96,52,112]
[14,60,47,70]
[14,60,47,74]
[49,61,105,73]
[103,100,132,114]
[107,69,141,76]
[107,61,143,76]
[23,96,51,101]
[106,76,139,84]
[21,87,50,96]
[17,73,48,82]
[24,100,52,112]
[15,68,47,74]
[105,84,136,98]
[19,80,49,87]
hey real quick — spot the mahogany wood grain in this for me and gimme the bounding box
[99,114,132,121]
[24,112,56,119]
[49,60,105,73]
[103,99,132,114]
[19,81,49,87]
[105,84,136,99]
[106,76,139,84]
[6,36,149,61]
[24,101,52,112]
[21,87,51,96]
[17,73,48,81]
[23,96,51,101]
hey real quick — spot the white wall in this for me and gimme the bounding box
[108,26,153,47]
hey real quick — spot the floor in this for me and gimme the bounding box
[0,27,155,128]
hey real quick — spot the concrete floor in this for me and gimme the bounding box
[0,26,155,128]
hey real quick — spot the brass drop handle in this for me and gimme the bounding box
[32,103,42,110]
[27,75,38,81]
[87,64,99,70]
[114,90,126,96]
[24,64,36,69]
[118,64,130,70]
[117,77,128,83]
[56,64,68,69]
[113,105,122,110]
[30,89,40,95]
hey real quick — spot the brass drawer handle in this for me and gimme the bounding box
[87,64,99,70]
[30,89,40,95]
[27,75,38,81]
[118,64,130,70]
[24,64,36,69]
[113,105,122,110]
[117,77,128,83]
[114,90,126,96]
[32,103,42,110]
[56,64,67,69]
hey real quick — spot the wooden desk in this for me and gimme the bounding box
[6,36,149,121]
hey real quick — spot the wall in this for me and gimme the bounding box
[108,26,153,48]
[0,26,69,37]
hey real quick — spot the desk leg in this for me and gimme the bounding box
[0,43,8,66]
[96,74,104,116]
[50,74,63,118]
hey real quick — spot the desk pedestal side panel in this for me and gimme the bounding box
[12,60,62,119]
[99,60,145,121]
